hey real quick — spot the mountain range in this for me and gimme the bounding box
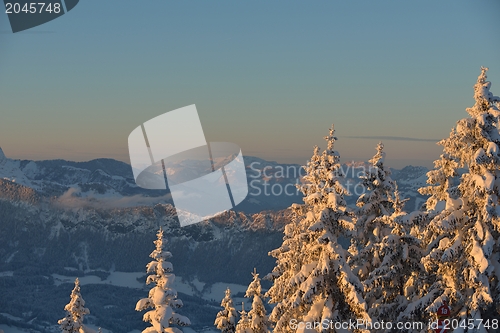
[0,147,430,333]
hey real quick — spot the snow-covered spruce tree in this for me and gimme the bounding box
[349,142,396,282]
[235,303,253,333]
[215,288,238,333]
[136,228,191,333]
[361,189,425,330]
[244,270,269,333]
[410,67,500,330]
[58,278,91,333]
[266,125,370,333]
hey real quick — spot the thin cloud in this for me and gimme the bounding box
[54,187,172,210]
[343,135,439,142]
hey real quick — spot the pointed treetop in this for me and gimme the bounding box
[324,124,337,152]
[467,66,498,116]
[235,302,252,333]
[369,141,386,167]
[148,228,173,271]
[391,184,409,214]
[239,302,246,315]
[473,66,489,104]
[215,287,237,333]
[152,227,166,255]
[58,277,90,333]
[245,269,262,298]
[68,278,85,306]
[252,268,258,279]
[478,66,488,84]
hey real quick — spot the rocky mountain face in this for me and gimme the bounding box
[0,196,290,332]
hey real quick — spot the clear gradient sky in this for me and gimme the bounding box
[1,0,499,168]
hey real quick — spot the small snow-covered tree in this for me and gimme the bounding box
[266,125,370,333]
[410,67,500,330]
[136,228,191,333]
[215,288,238,333]
[58,278,91,333]
[349,142,396,281]
[244,270,269,333]
[235,303,252,333]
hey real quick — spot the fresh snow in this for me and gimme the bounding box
[0,271,14,277]
[0,312,23,322]
[0,324,35,333]
[471,239,488,274]
[51,271,248,306]
[203,282,248,302]
[0,148,35,188]
[52,272,144,289]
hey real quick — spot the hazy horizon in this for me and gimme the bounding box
[0,139,439,169]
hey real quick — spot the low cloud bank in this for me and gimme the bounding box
[54,187,172,210]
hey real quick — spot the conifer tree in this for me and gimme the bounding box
[235,303,252,333]
[244,270,269,333]
[362,189,425,330]
[58,278,90,333]
[347,144,427,330]
[266,125,370,333]
[407,67,500,331]
[136,228,191,333]
[349,142,396,281]
[215,288,238,333]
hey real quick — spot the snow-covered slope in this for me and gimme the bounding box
[0,147,35,188]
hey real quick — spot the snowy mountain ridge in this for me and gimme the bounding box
[0,147,36,189]
[0,148,430,214]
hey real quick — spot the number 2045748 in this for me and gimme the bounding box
[5,2,62,14]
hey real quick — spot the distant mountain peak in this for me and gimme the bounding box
[0,147,5,161]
